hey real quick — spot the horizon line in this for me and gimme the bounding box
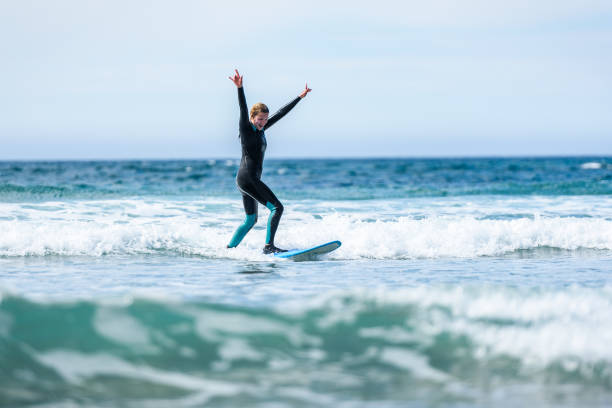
[1,154,611,163]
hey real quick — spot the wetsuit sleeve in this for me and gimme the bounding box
[264,96,301,130]
[237,87,250,129]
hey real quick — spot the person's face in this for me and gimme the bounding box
[251,113,269,130]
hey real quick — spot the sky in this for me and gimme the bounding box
[1,0,611,159]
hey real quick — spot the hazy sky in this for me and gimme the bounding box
[1,0,611,159]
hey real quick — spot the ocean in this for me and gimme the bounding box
[1,157,611,407]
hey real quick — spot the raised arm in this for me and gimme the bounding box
[264,83,312,130]
[229,69,249,127]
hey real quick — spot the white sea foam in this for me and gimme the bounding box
[93,307,158,352]
[287,285,612,366]
[580,162,603,170]
[34,350,244,398]
[0,197,610,259]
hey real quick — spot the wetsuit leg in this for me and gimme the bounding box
[227,194,258,248]
[237,177,284,246]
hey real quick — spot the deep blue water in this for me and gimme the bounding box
[1,157,610,201]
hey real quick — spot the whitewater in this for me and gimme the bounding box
[0,196,611,258]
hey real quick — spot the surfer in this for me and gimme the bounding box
[227,69,311,254]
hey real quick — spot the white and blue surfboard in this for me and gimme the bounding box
[274,240,341,261]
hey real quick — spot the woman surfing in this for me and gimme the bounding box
[227,69,311,254]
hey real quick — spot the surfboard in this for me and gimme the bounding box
[273,240,341,261]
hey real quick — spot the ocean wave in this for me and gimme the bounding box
[1,287,611,406]
[0,203,610,259]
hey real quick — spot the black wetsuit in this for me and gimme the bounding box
[228,86,301,249]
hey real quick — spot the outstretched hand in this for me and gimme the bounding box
[228,69,243,88]
[299,83,312,99]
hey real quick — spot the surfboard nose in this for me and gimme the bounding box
[273,240,341,261]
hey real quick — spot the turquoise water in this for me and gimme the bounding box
[1,157,612,407]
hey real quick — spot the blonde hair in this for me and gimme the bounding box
[250,103,269,118]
